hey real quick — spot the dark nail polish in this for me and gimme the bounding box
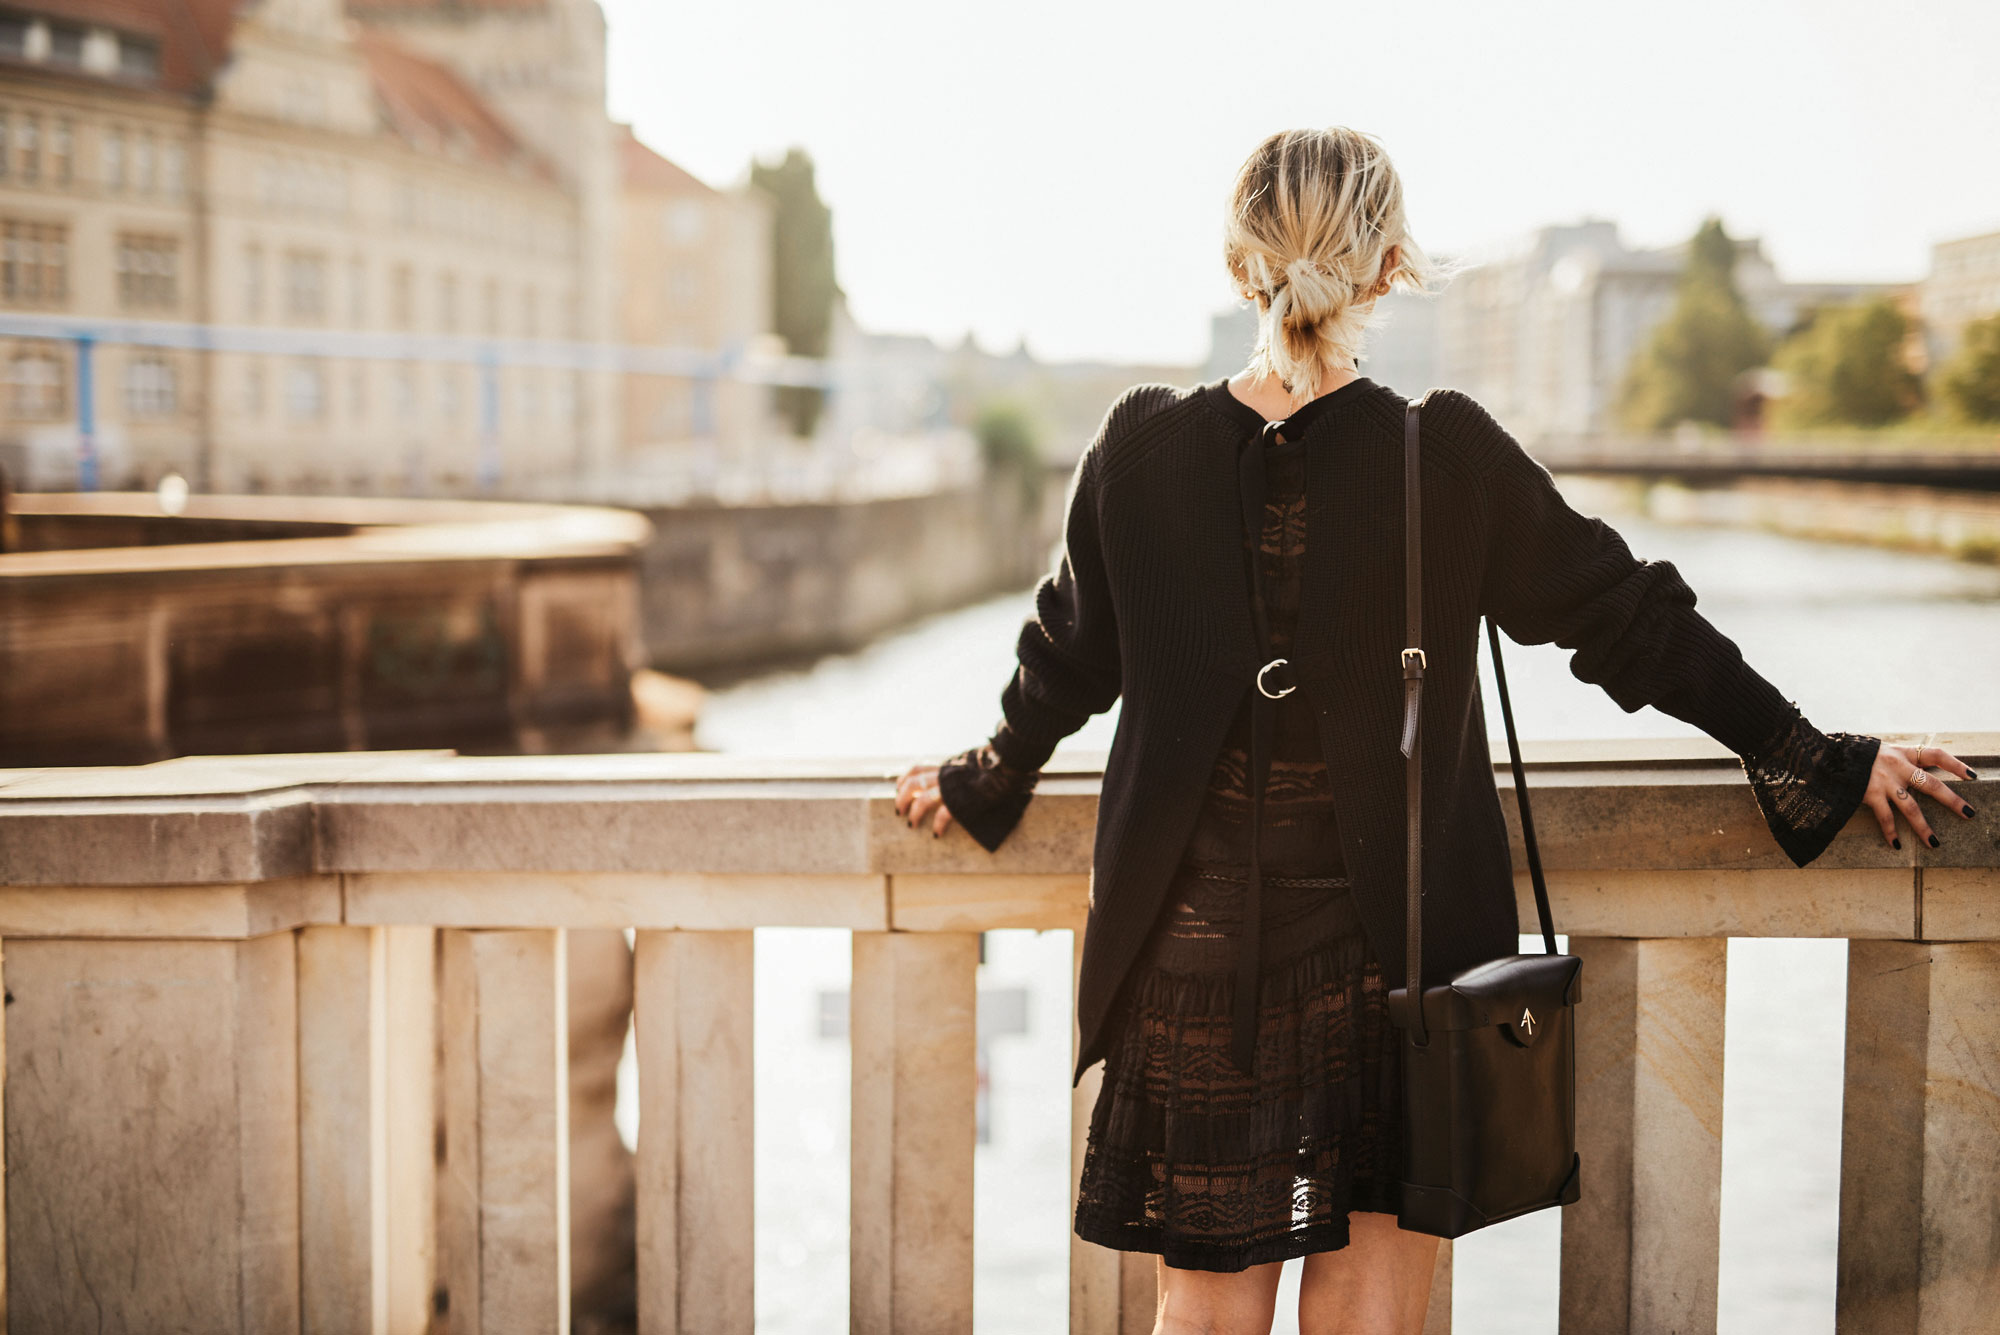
[1892,838,1902,850]
[932,829,940,838]
[1966,805,1978,818]
[1928,834,1941,848]
[1969,769,1981,780]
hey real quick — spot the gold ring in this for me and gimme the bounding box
[1910,768,1928,791]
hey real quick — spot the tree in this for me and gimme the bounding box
[1617,218,1770,431]
[749,148,840,437]
[973,400,1044,507]
[1771,298,1922,427]
[1937,312,2000,424]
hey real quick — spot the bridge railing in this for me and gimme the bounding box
[0,738,1993,1333]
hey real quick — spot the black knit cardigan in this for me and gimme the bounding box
[940,378,1879,1083]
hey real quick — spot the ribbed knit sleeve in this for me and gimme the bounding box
[938,425,1126,852]
[1445,390,1879,867]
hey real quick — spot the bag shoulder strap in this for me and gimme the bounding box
[1400,400,1557,1045]
[1401,404,1427,1040]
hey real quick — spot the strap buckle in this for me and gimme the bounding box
[1401,647,1427,675]
[1255,657,1296,699]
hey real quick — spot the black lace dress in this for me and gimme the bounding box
[935,390,1882,1274]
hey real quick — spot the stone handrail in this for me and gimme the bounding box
[0,494,651,765]
[0,735,1994,1333]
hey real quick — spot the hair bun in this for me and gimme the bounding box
[1282,256,1347,318]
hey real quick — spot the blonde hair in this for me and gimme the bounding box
[1224,127,1441,408]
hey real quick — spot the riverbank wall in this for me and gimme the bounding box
[638,463,1067,676]
[1553,473,2000,565]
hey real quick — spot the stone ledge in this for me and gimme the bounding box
[0,736,1991,889]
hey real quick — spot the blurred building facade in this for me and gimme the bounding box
[827,300,1195,473]
[1411,222,1899,441]
[616,125,773,479]
[0,0,771,495]
[1205,221,1903,444]
[1921,227,2000,368]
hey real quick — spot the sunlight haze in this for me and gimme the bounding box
[602,0,1996,368]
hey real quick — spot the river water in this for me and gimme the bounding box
[668,494,2000,1334]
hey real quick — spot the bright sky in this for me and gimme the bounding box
[601,0,2000,368]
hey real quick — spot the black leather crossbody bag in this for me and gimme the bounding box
[1386,398,1583,1238]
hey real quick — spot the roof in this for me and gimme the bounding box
[617,124,715,196]
[5,2,556,179]
[354,29,547,177]
[346,0,546,12]
[4,0,238,96]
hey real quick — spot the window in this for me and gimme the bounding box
[663,200,706,245]
[161,142,183,197]
[391,264,413,329]
[46,24,83,67]
[0,15,28,59]
[117,233,178,308]
[118,35,159,80]
[124,355,176,417]
[134,133,154,193]
[287,363,325,420]
[283,251,326,321]
[18,114,37,182]
[437,272,457,332]
[51,118,71,184]
[243,244,264,318]
[393,365,416,421]
[347,257,365,326]
[103,128,124,190]
[8,349,65,420]
[2,219,69,304]
[667,265,700,309]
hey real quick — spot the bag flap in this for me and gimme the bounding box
[1415,953,1582,1036]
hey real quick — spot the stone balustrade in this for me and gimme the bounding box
[0,734,1995,1333]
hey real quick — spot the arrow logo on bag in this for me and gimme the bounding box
[1521,1007,1537,1036]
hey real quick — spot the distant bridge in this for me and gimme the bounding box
[1533,435,2000,492]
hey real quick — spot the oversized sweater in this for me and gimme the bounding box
[940,377,1880,1083]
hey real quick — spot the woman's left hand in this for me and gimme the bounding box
[1862,739,1978,850]
[895,761,956,837]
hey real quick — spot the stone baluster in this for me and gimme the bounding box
[297,924,389,1333]
[1837,938,2000,1332]
[1561,936,1728,1335]
[436,928,571,1335]
[4,933,305,1330]
[851,930,979,1334]
[634,929,756,1334]
[1424,1242,1453,1334]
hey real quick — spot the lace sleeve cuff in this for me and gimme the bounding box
[1740,704,1881,868]
[938,742,1041,853]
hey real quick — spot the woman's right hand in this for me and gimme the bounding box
[896,762,956,838]
[1863,739,1977,850]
